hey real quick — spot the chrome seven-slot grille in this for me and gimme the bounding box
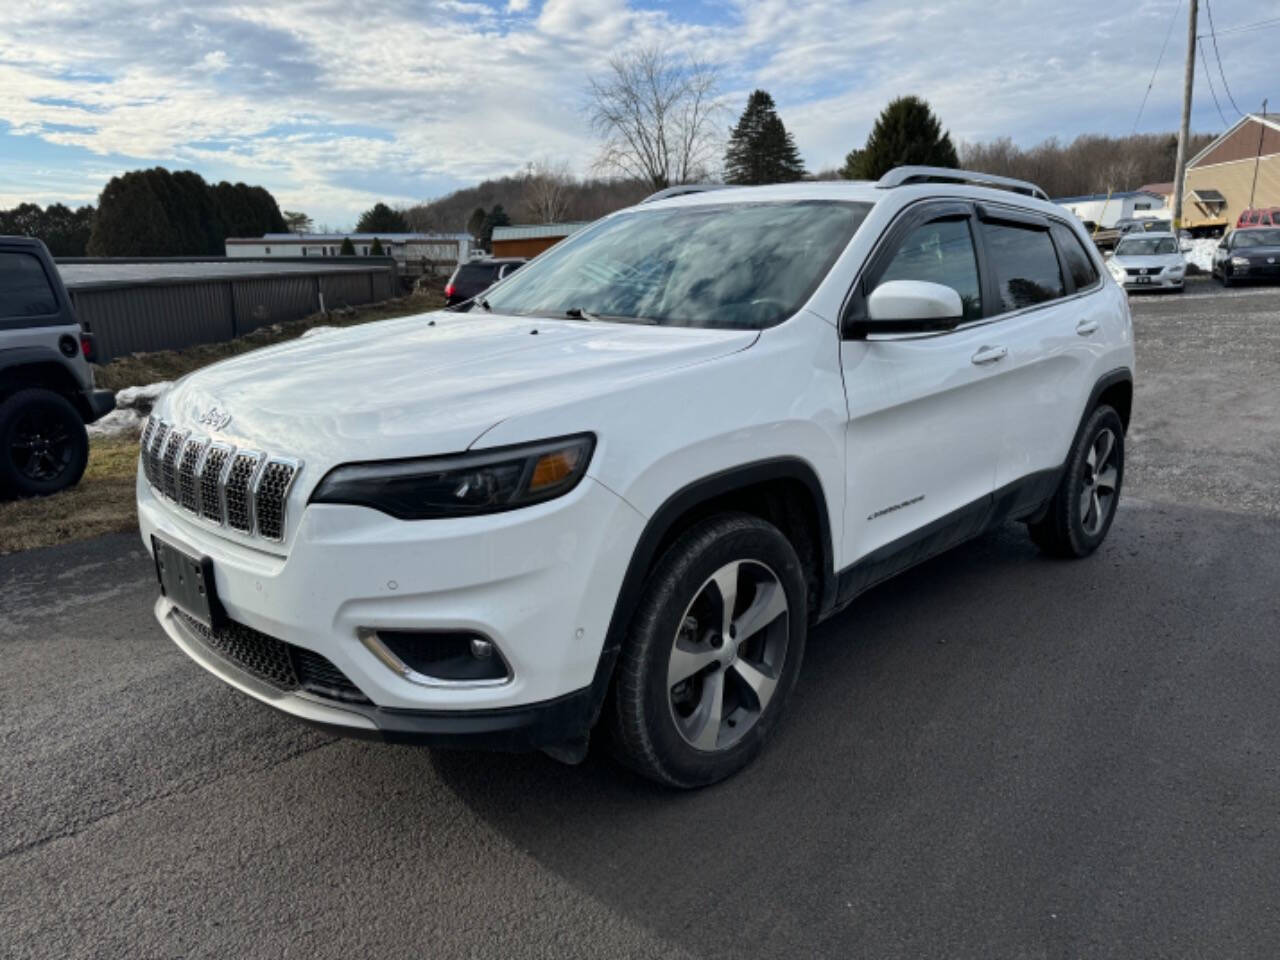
[141,417,300,542]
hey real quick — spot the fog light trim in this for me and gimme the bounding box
[357,627,513,688]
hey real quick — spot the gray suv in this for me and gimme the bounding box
[0,236,114,497]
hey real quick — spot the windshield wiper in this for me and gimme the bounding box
[476,297,493,312]
[563,307,598,321]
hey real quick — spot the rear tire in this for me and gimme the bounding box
[607,513,807,788]
[0,388,89,498]
[1027,405,1124,559]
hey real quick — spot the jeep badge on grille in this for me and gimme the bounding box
[197,405,232,430]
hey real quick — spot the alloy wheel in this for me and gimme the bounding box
[666,559,789,752]
[1079,427,1119,536]
[9,408,74,482]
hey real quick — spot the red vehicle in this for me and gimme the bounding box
[1236,207,1280,228]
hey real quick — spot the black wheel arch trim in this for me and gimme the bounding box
[584,457,836,728]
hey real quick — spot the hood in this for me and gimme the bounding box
[161,310,757,468]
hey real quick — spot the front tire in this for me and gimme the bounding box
[607,513,807,788]
[1027,405,1124,558]
[0,388,89,498]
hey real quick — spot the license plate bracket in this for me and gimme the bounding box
[153,535,224,630]
[1135,276,1152,284]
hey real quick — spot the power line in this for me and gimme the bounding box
[1197,37,1229,125]
[1204,0,1244,116]
[1132,0,1183,134]
[1204,15,1280,38]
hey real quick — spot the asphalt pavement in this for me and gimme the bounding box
[3,279,1279,959]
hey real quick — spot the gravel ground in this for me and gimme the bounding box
[3,278,1279,959]
[1126,277,1280,517]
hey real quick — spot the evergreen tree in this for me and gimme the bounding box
[356,202,409,233]
[339,236,356,256]
[724,90,806,184]
[481,204,511,250]
[466,207,487,240]
[87,171,174,255]
[841,95,958,180]
[369,237,385,256]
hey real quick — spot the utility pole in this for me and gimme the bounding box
[1172,0,1198,231]
[1250,98,1269,209]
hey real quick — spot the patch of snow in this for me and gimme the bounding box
[88,406,144,437]
[300,325,338,339]
[1184,238,1218,273]
[115,381,172,412]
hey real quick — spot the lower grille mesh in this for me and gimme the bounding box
[174,610,370,704]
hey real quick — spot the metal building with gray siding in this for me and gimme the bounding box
[57,258,398,361]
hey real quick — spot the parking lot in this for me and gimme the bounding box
[3,278,1279,959]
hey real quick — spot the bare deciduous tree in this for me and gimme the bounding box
[520,159,574,224]
[587,46,724,190]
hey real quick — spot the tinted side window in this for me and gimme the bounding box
[877,217,982,321]
[1050,223,1099,290]
[0,252,58,319]
[982,222,1065,311]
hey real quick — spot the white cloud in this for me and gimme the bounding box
[0,0,1271,223]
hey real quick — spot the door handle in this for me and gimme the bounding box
[970,345,1007,365]
[1076,319,1100,336]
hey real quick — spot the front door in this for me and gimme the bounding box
[839,203,1009,578]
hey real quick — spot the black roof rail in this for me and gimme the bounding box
[640,183,732,204]
[876,166,1050,202]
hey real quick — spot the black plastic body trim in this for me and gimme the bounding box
[833,468,1060,609]
[296,684,597,750]
[585,457,836,727]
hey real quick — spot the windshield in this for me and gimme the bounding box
[481,200,871,329]
[1234,229,1280,248]
[1116,237,1178,256]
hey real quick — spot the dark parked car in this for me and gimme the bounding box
[0,236,114,497]
[1212,228,1280,286]
[443,258,527,307]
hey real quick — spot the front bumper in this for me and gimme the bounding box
[1119,274,1183,290]
[157,597,596,748]
[139,468,645,747]
[81,387,116,423]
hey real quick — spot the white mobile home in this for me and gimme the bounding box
[226,233,473,278]
[1053,191,1166,228]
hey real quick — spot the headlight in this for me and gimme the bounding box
[310,434,595,519]
[1231,256,1250,269]
[1165,264,1184,274]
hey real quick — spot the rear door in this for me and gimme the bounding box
[973,208,1104,502]
[839,201,1006,568]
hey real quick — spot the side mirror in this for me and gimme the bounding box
[1180,240,1193,253]
[850,280,964,339]
[1103,250,1113,259]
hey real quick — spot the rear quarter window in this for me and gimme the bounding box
[457,264,500,284]
[981,222,1066,311]
[1050,223,1100,291]
[0,251,59,320]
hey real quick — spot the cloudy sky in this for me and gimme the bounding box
[1,0,1274,228]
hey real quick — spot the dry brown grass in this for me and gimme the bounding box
[4,290,447,555]
[0,431,142,555]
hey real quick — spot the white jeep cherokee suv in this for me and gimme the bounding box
[138,167,1134,788]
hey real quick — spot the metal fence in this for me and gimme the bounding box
[59,258,399,362]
